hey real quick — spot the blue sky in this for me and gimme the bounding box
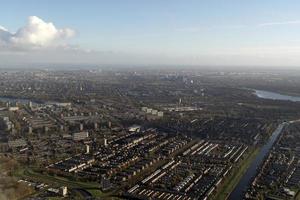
[1,0,300,66]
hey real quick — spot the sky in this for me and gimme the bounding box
[2,0,300,67]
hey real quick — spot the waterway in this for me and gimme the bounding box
[0,96,36,104]
[253,89,300,102]
[228,122,287,199]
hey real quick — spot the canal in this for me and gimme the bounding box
[228,122,287,199]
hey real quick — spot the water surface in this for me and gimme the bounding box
[228,122,287,199]
[254,90,300,102]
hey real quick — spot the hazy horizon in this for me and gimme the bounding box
[2,1,300,68]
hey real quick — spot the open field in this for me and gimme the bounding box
[0,157,34,200]
[13,166,111,198]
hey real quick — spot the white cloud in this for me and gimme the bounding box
[0,16,75,50]
[0,25,8,31]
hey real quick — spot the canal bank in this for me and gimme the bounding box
[228,122,288,199]
[213,147,260,200]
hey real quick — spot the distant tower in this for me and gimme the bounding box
[179,98,182,105]
[28,101,33,108]
[80,123,83,131]
[62,186,68,197]
[86,145,90,154]
[28,126,32,134]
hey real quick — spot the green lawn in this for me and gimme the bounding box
[23,168,99,188]
[296,190,300,200]
[213,147,260,200]
[13,166,109,198]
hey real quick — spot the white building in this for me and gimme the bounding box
[9,106,19,111]
[157,111,164,117]
[129,125,141,132]
[72,131,89,141]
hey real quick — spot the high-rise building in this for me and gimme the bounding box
[28,126,32,134]
[86,145,90,154]
[61,186,68,197]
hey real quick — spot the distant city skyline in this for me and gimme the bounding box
[2,1,300,67]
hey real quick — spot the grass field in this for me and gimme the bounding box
[13,166,111,198]
[15,167,98,189]
[213,147,260,200]
[296,190,300,200]
[0,157,35,200]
